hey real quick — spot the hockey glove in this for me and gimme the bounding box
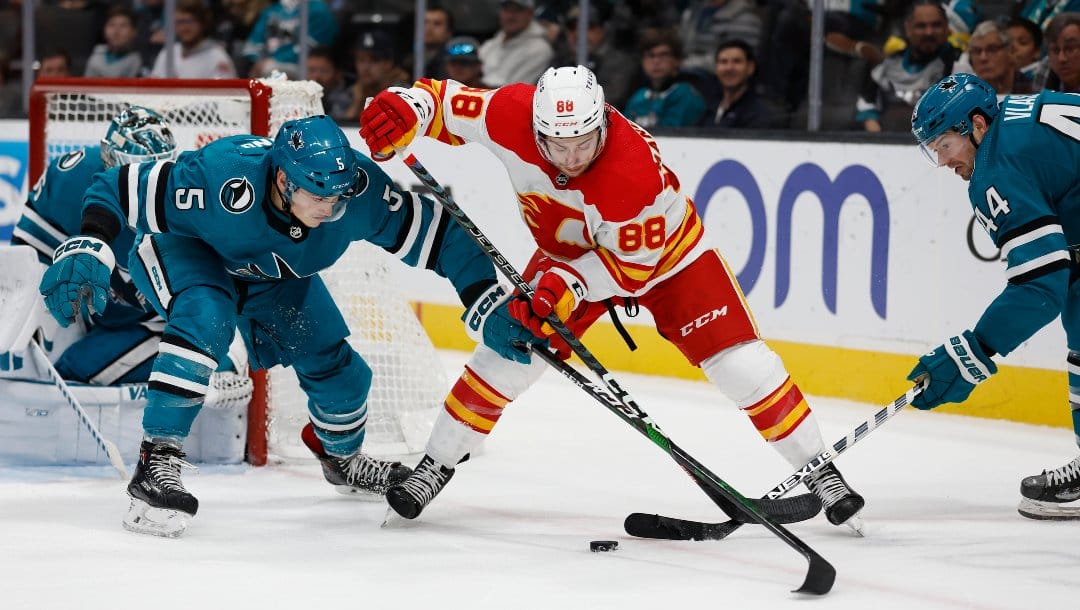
[39,236,115,328]
[507,260,587,338]
[463,283,546,364]
[907,330,997,410]
[360,88,431,161]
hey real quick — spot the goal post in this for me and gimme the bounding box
[28,77,447,465]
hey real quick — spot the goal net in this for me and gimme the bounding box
[28,77,446,464]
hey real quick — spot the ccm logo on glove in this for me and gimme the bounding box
[53,238,111,263]
[466,284,508,333]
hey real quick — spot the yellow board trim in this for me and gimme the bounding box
[413,302,1071,430]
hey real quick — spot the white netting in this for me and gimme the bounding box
[34,78,446,463]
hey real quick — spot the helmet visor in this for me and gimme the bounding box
[918,131,959,166]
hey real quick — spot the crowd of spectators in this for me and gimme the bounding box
[0,0,1077,133]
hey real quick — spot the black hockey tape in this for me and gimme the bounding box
[589,540,618,552]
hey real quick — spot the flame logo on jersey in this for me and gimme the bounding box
[518,192,593,259]
[219,177,255,214]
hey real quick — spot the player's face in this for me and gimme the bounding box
[923,130,977,180]
[542,130,602,177]
[289,188,342,228]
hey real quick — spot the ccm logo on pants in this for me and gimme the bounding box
[680,306,728,337]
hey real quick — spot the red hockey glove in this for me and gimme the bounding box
[359,89,428,161]
[507,262,587,338]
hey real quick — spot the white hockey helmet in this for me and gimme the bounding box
[532,65,608,162]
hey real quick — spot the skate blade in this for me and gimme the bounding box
[334,486,386,502]
[844,514,866,537]
[122,497,193,538]
[380,505,409,528]
[1018,497,1080,521]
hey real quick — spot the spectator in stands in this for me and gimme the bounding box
[134,0,165,69]
[37,49,73,78]
[346,30,411,122]
[150,0,237,79]
[1044,12,1080,93]
[243,0,338,79]
[216,0,270,78]
[307,46,354,122]
[705,39,774,128]
[855,0,956,132]
[1020,0,1080,32]
[85,5,142,78]
[422,6,455,79]
[678,0,762,75]
[961,20,1034,96]
[554,3,637,110]
[1007,17,1043,78]
[623,31,706,128]
[478,0,554,87]
[444,36,488,87]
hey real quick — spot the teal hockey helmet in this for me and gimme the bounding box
[100,106,177,168]
[911,74,999,161]
[273,115,357,194]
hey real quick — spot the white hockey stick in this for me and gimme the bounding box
[26,336,129,479]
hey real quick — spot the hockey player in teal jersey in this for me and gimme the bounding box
[38,114,538,537]
[11,107,176,384]
[912,73,1080,520]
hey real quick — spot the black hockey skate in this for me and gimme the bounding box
[122,439,198,538]
[301,423,411,497]
[386,454,455,519]
[1018,455,1080,520]
[804,462,865,527]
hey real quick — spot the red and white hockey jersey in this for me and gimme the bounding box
[408,78,712,302]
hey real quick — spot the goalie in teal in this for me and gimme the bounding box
[38,115,539,537]
[911,73,1080,520]
[12,106,179,384]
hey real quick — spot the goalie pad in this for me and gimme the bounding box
[0,374,249,467]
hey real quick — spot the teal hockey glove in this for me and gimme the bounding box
[39,236,115,327]
[907,330,996,410]
[463,283,545,364]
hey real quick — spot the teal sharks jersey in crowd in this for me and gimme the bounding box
[967,91,1080,356]
[82,135,495,300]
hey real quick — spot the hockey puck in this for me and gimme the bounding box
[589,540,618,552]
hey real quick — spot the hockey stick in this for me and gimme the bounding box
[398,152,834,595]
[625,380,926,541]
[26,334,129,479]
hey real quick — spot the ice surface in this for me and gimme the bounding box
[1,350,1076,609]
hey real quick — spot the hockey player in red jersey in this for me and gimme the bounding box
[361,65,865,527]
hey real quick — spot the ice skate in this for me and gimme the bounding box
[122,439,198,538]
[386,454,455,519]
[804,462,865,530]
[1018,455,1080,520]
[301,423,412,498]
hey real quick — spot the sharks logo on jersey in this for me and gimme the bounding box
[219,177,255,213]
[57,150,85,171]
[234,252,304,280]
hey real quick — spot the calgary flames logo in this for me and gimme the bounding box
[517,192,593,259]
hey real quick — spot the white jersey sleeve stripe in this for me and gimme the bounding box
[390,192,424,260]
[144,161,166,234]
[11,227,55,259]
[1000,224,1064,259]
[416,198,443,269]
[1005,250,1071,280]
[20,205,68,243]
[125,163,142,229]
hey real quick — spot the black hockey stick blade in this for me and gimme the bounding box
[795,552,836,595]
[624,492,820,540]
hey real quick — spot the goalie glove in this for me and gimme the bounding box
[39,236,115,328]
[907,330,997,410]
[359,87,433,161]
[463,283,545,364]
